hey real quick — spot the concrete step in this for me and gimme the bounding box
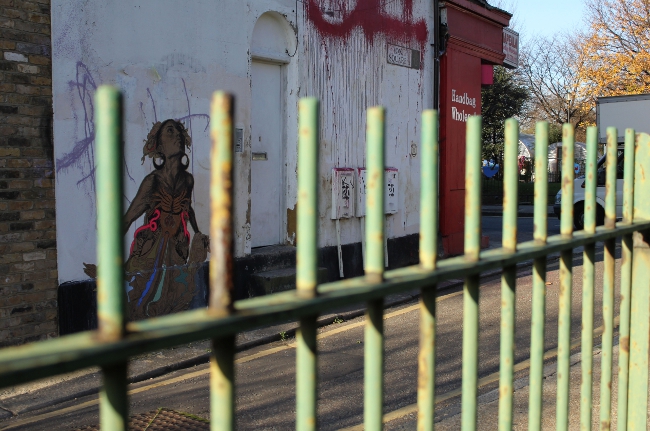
[250,266,328,295]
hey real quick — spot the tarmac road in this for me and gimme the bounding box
[3,237,618,430]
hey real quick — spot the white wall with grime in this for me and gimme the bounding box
[52,0,435,283]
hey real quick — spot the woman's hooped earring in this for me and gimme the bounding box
[180,153,190,170]
[153,152,166,170]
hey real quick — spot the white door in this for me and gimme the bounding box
[251,61,283,247]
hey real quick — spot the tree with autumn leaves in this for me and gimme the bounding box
[582,0,650,96]
[513,0,650,141]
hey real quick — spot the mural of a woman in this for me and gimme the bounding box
[84,119,210,320]
[125,119,210,319]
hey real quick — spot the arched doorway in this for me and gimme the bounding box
[250,13,293,248]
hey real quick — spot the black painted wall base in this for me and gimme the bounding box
[58,233,419,335]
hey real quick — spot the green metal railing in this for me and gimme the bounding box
[1,86,650,430]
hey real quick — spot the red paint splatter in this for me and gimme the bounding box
[306,0,428,46]
[180,211,190,243]
[130,209,161,255]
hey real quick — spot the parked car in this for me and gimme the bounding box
[553,147,625,230]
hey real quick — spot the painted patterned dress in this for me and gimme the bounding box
[125,186,200,320]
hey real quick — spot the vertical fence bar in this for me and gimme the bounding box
[364,106,385,431]
[462,116,481,431]
[296,98,320,431]
[533,122,549,242]
[498,118,518,431]
[529,121,553,431]
[556,123,575,431]
[95,86,128,431]
[580,127,598,431]
[417,109,438,431]
[627,132,650,431]
[209,91,235,431]
[600,127,617,430]
[617,128,635,431]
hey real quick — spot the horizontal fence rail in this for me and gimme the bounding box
[1,87,650,431]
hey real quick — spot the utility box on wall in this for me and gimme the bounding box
[331,168,356,219]
[355,168,399,216]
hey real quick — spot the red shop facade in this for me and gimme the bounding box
[438,0,512,255]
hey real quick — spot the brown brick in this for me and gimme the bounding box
[0,125,17,135]
[1,92,29,103]
[0,253,21,264]
[0,82,15,92]
[16,63,37,74]
[3,8,26,19]
[33,219,53,229]
[10,241,33,252]
[1,273,21,285]
[8,180,31,188]
[20,209,43,220]
[32,279,55,291]
[33,258,54,270]
[27,54,48,64]
[21,148,46,157]
[33,178,52,188]
[27,12,48,24]
[22,230,42,240]
[23,250,44,261]
[0,232,21,242]
[33,200,53,209]
[17,105,43,116]
[18,126,40,137]
[0,40,15,49]
[8,201,32,210]
[6,158,31,168]
[7,116,39,126]
[29,75,49,85]
[0,18,15,28]
[15,83,38,94]
[22,271,45,281]
[11,261,34,271]
[0,148,20,158]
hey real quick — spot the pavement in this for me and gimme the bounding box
[0,237,615,429]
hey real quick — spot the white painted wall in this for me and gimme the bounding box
[51,0,435,283]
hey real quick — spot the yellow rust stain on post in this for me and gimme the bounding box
[286,206,297,245]
[620,336,630,353]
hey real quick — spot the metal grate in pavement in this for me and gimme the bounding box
[75,408,209,430]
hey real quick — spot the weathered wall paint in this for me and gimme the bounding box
[51,0,434,285]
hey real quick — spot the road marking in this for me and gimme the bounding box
[2,291,463,429]
[339,316,620,431]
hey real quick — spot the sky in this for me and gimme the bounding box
[496,1,588,40]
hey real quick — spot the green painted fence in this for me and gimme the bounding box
[1,87,650,430]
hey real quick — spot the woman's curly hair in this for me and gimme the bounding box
[141,119,192,163]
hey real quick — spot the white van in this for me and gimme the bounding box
[553,147,625,230]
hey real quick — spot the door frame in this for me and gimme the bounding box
[250,55,288,247]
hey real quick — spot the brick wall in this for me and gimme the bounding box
[0,0,57,347]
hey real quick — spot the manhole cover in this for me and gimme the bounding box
[75,408,209,430]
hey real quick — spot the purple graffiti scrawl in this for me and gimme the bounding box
[57,62,210,202]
